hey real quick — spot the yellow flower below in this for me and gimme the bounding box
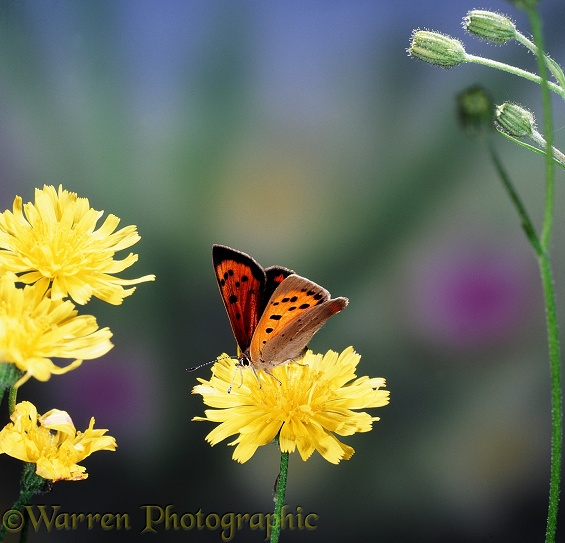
[0,401,117,481]
[0,273,113,387]
[0,184,155,305]
[192,347,390,464]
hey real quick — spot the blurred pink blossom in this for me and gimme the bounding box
[409,243,536,350]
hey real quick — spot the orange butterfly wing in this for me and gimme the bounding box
[249,274,348,370]
[212,244,292,354]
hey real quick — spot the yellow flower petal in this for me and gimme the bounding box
[192,347,390,463]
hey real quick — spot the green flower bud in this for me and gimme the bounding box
[408,30,467,68]
[456,85,495,137]
[495,102,536,137]
[463,10,516,44]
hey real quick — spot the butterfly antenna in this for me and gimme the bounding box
[186,355,231,372]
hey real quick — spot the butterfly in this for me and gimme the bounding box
[211,244,348,381]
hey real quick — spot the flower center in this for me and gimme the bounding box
[23,221,90,278]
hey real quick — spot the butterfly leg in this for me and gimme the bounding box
[261,365,282,386]
[250,365,266,388]
[227,362,245,393]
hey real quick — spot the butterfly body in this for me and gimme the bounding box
[213,244,348,378]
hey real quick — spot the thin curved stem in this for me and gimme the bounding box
[487,140,541,255]
[464,54,565,99]
[496,130,565,170]
[514,30,565,90]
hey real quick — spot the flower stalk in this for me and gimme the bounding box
[271,444,289,543]
[0,462,51,543]
[529,134,565,167]
[486,142,541,255]
[524,5,562,542]
[465,53,565,98]
[512,31,565,90]
[8,387,17,415]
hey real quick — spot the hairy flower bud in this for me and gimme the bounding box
[495,102,536,137]
[408,30,467,68]
[463,10,516,44]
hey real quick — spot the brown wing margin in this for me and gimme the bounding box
[212,244,266,352]
[263,265,294,313]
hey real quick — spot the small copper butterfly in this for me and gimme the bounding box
[211,244,348,379]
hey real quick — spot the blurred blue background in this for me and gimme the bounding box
[1,0,565,541]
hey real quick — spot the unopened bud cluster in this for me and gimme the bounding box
[463,10,516,44]
[408,30,467,68]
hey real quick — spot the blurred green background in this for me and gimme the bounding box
[1,1,565,541]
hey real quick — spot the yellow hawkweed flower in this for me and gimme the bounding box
[192,347,390,464]
[0,184,155,305]
[0,273,113,387]
[0,401,117,481]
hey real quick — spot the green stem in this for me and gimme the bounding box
[532,87,556,250]
[8,387,17,414]
[496,130,565,170]
[0,365,25,409]
[490,138,562,543]
[539,255,562,543]
[525,5,561,543]
[529,130,565,169]
[514,31,565,90]
[487,140,541,255]
[0,463,51,543]
[464,54,565,99]
[271,447,289,543]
